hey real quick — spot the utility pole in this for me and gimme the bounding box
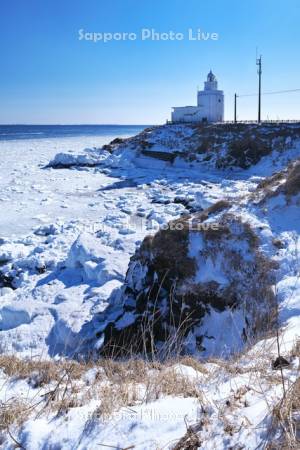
[256,55,262,123]
[234,93,238,123]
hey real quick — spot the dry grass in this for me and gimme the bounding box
[84,359,207,427]
[0,340,297,449]
[257,170,286,191]
[0,354,207,435]
[267,377,300,449]
[254,158,300,204]
[92,366,205,422]
[0,399,28,431]
[193,123,300,169]
[172,422,202,449]
[284,160,300,197]
[178,356,208,374]
[144,368,203,403]
[290,339,300,359]
[146,221,196,281]
[190,199,232,225]
[100,358,158,383]
[226,136,272,169]
[0,354,88,386]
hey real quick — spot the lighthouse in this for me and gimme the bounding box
[171,71,224,123]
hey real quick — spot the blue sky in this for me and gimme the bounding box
[0,0,299,124]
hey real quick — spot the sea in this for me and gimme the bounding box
[0,124,149,141]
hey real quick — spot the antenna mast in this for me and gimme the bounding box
[256,55,262,123]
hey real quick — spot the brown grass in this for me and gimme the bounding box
[267,377,300,449]
[0,355,88,386]
[0,340,297,449]
[257,170,286,191]
[0,400,28,431]
[0,354,208,436]
[254,158,300,203]
[172,423,202,449]
[178,356,208,374]
[92,366,205,422]
[284,160,300,197]
[191,199,232,224]
[144,368,203,403]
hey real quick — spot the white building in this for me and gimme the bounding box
[171,71,224,123]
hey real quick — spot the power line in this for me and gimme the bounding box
[233,55,300,122]
[238,88,300,98]
[263,88,300,95]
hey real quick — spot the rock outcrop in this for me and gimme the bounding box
[94,206,277,358]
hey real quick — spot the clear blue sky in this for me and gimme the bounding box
[1,0,299,124]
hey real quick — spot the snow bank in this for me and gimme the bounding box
[47,148,110,168]
[66,233,129,286]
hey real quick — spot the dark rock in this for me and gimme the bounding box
[141,149,177,162]
[109,137,125,145]
[102,144,113,152]
[272,356,290,370]
[0,272,15,289]
[173,197,191,207]
[139,140,154,150]
[272,239,285,249]
[151,198,171,205]
[36,265,46,274]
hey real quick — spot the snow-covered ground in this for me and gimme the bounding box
[0,134,135,236]
[0,124,299,449]
[0,130,251,359]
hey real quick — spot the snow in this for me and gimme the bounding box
[1,355,299,449]
[11,396,200,450]
[66,233,129,285]
[0,304,32,331]
[47,148,111,168]
[194,255,229,286]
[0,123,300,449]
[198,307,246,357]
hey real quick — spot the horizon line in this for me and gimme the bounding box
[0,123,156,127]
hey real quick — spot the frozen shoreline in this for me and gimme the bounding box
[0,123,299,449]
[0,133,135,237]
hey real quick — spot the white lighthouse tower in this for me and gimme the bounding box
[171,70,224,123]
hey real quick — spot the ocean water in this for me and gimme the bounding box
[0,124,149,141]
